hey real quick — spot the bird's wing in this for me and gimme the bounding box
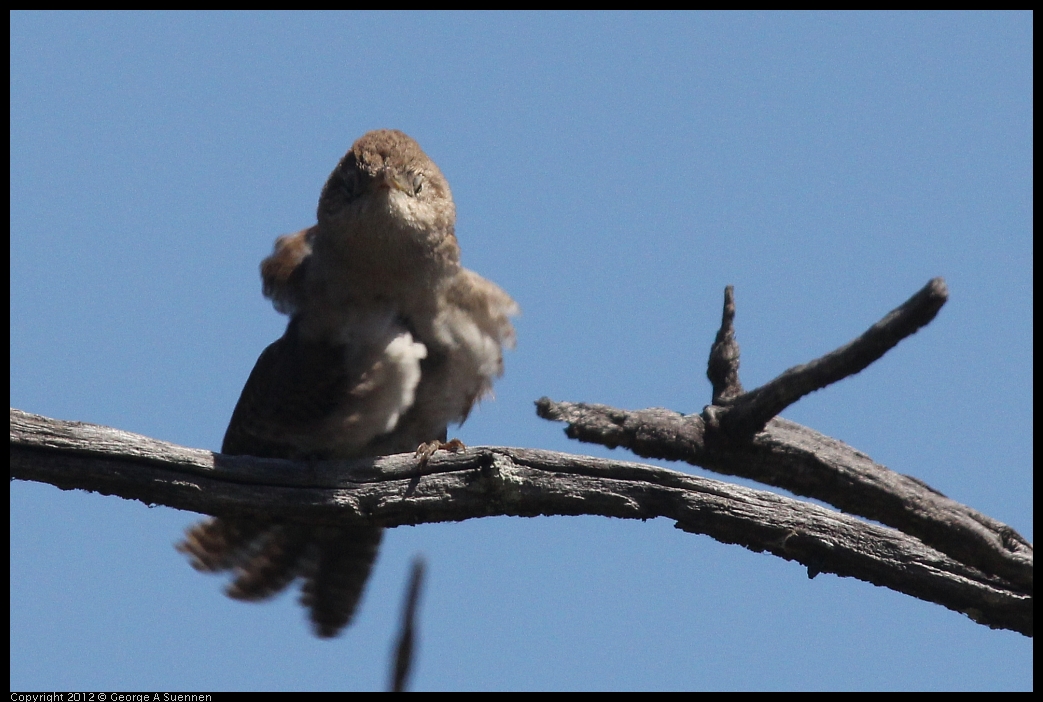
[260,227,314,317]
[221,315,427,459]
[185,312,420,637]
[446,267,519,351]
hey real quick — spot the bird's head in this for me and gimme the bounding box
[317,129,456,240]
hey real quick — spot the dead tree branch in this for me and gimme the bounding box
[536,402,1032,593]
[705,278,950,440]
[9,278,1032,638]
[9,407,1032,636]
[534,277,1031,632]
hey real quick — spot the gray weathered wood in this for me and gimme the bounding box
[10,407,1031,636]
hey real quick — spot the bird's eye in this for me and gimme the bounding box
[412,174,424,195]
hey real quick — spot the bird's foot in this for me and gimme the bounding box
[415,438,466,465]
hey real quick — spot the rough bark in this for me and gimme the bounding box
[9,407,1031,636]
[10,277,1032,637]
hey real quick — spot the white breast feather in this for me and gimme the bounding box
[379,332,428,433]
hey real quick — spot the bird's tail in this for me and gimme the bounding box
[178,517,383,637]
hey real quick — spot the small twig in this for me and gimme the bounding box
[707,285,743,404]
[389,556,426,692]
[717,277,948,440]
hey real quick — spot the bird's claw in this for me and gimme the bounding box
[415,438,466,465]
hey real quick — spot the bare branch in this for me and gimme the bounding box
[9,408,1032,636]
[535,278,1030,594]
[389,556,426,693]
[717,277,949,440]
[536,400,1031,592]
[707,285,743,404]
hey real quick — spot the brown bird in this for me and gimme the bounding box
[178,129,518,637]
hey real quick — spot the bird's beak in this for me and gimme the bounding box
[375,167,412,194]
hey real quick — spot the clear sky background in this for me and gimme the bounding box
[10,11,1032,692]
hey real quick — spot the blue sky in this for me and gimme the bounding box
[10,11,1031,691]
